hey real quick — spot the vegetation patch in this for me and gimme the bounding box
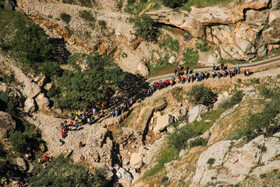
[187,84,217,106]
[219,91,243,109]
[195,39,211,52]
[30,155,109,186]
[62,0,94,7]
[183,47,199,65]
[159,34,179,56]
[79,10,95,25]
[142,147,176,180]
[52,53,132,110]
[60,13,71,24]
[132,14,160,42]
[181,0,239,11]
[168,108,226,152]
[125,0,149,15]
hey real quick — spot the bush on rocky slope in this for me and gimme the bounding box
[187,85,217,106]
[30,155,109,186]
[54,53,130,110]
[132,14,160,41]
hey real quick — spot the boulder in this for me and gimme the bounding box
[191,140,232,186]
[24,98,36,113]
[34,73,47,87]
[137,62,149,77]
[4,0,16,10]
[0,111,16,138]
[245,9,269,26]
[188,105,208,124]
[35,93,50,111]
[268,10,280,26]
[168,56,176,64]
[154,100,167,112]
[130,152,143,169]
[243,86,259,99]
[154,114,174,133]
[263,26,280,44]
[23,82,41,99]
[115,166,133,180]
[271,0,280,9]
[213,95,232,109]
[44,83,53,91]
[16,157,27,171]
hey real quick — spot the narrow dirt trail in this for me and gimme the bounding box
[145,66,280,101]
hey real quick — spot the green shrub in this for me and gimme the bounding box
[8,131,28,153]
[132,14,159,41]
[8,119,42,154]
[259,173,267,178]
[220,91,243,108]
[241,97,280,140]
[187,85,217,106]
[60,13,71,24]
[30,155,109,186]
[38,61,61,77]
[189,137,207,148]
[161,0,186,8]
[79,10,95,23]
[250,78,260,84]
[0,91,20,115]
[12,24,53,65]
[159,34,179,54]
[237,78,242,83]
[195,39,211,52]
[56,53,128,110]
[168,126,195,151]
[98,20,107,28]
[183,47,199,65]
[207,158,215,165]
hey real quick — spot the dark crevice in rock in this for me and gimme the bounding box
[142,109,154,145]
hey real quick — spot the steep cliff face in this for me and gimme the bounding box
[148,0,280,61]
[16,0,160,74]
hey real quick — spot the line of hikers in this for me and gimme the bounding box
[146,64,243,97]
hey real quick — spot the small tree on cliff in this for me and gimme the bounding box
[161,0,186,8]
[132,14,159,41]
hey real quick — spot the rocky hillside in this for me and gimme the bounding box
[1,0,280,186]
[16,0,280,75]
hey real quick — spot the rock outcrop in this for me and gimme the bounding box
[0,111,16,138]
[148,0,276,61]
[188,105,208,124]
[191,134,280,186]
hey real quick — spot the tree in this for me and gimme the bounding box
[132,14,159,41]
[161,0,186,8]
[30,155,109,186]
[187,85,217,106]
[57,53,128,109]
[12,24,53,65]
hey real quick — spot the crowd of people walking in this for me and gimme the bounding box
[58,63,252,145]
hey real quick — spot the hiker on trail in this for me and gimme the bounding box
[221,63,224,70]
[205,72,209,79]
[59,139,64,146]
[190,69,193,74]
[181,76,185,83]
[213,63,216,70]
[92,107,96,115]
[111,110,114,117]
[101,103,105,108]
[223,70,228,77]
[186,66,189,74]
[212,71,216,79]
[229,70,233,78]
[218,72,222,79]
[174,69,177,77]
[79,142,83,149]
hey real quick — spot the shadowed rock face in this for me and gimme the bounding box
[0,111,16,138]
[147,0,279,61]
